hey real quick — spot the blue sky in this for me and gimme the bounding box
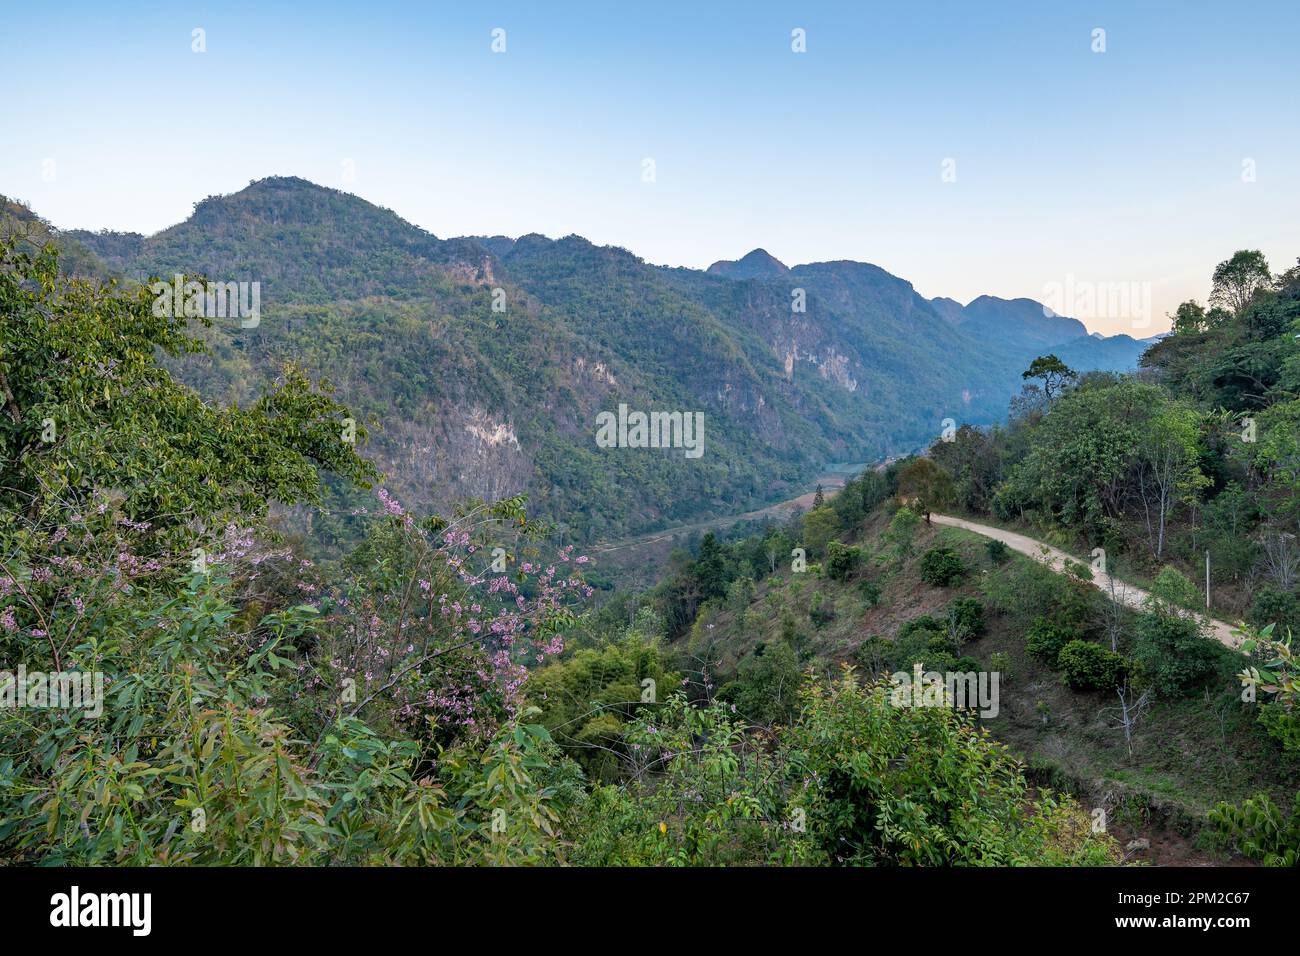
[3,0,1298,334]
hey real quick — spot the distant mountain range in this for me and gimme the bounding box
[4,177,1152,543]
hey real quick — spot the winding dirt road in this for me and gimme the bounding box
[930,514,1248,652]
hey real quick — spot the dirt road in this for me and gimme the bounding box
[930,514,1248,652]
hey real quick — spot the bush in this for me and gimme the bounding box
[985,538,1011,564]
[989,651,1013,681]
[1210,791,1300,866]
[858,579,882,607]
[1025,616,1079,666]
[718,639,803,726]
[785,675,1121,865]
[825,541,864,581]
[809,591,836,627]
[1057,640,1127,691]
[1250,586,1300,635]
[1131,612,1220,697]
[890,618,960,672]
[919,546,966,587]
[948,597,986,639]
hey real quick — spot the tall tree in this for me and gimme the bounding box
[895,457,955,524]
[1210,250,1271,316]
[1133,403,1208,558]
[1021,354,1077,401]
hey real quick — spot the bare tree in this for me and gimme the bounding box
[1100,574,1126,652]
[1105,681,1153,761]
[1259,524,1300,589]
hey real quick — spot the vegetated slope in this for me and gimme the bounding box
[57,177,1145,543]
[653,500,1293,862]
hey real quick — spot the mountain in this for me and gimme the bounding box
[1,195,112,279]
[928,294,1148,373]
[929,296,966,325]
[706,248,790,280]
[956,295,1089,349]
[28,177,1148,544]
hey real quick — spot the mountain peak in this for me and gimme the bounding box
[706,248,790,280]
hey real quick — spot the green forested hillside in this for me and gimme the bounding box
[583,249,1299,863]
[43,177,1146,545]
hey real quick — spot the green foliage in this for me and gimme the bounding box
[570,678,1119,866]
[1131,612,1220,697]
[718,639,803,726]
[526,640,678,784]
[824,541,863,581]
[1026,616,1080,667]
[1057,640,1127,691]
[1210,791,1300,866]
[784,674,1119,865]
[948,597,986,640]
[809,590,836,628]
[888,616,960,672]
[0,237,376,548]
[801,506,840,560]
[1238,625,1300,754]
[919,546,966,587]
[985,538,1010,564]
[1250,586,1300,635]
[896,457,955,519]
[1022,354,1077,399]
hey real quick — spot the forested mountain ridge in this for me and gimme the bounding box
[37,176,1146,543]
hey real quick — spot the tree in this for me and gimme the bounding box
[1021,354,1078,400]
[1134,403,1209,558]
[1105,680,1153,761]
[895,457,954,523]
[1170,300,1208,334]
[919,546,966,586]
[0,238,377,548]
[825,541,863,580]
[1210,249,1271,316]
[813,483,825,508]
[693,532,729,602]
[801,505,839,559]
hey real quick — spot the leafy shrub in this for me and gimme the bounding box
[785,675,1120,866]
[948,597,986,639]
[900,615,945,639]
[1210,791,1300,866]
[985,538,1011,564]
[1025,616,1080,666]
[919,546,967,586]
[1257,703,1300,755]
[809,591,836,627]
[1237,624,1300,754]
[1250,586,1300,635]
[718,639,803,726]
[825,541,864,581]
[857,579,882,607]
[890,617,960,672]
[989,651,1013,681]
[1131,612,1220,697]
[1057,640,1127,691]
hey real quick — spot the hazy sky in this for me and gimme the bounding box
[4,1,1298,335]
